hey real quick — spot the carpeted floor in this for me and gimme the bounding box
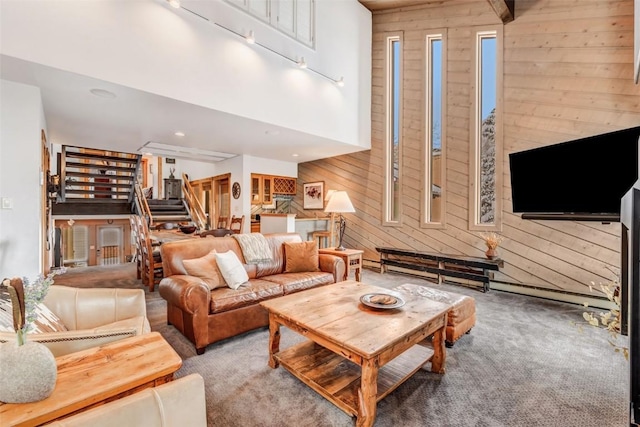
[54,264,629,426]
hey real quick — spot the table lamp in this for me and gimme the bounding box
[324,190,355,251]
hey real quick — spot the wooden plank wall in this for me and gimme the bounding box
[294,0,640,296]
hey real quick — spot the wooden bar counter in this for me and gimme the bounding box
[0,332,182,427]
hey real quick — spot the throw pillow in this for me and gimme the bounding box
[284,241,320,273]
[0,298,68,333]
[182,250,226,290]
[214,250,249,290]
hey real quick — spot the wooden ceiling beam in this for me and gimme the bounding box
[486,0,515,23]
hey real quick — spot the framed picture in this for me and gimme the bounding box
[303,181,324,209]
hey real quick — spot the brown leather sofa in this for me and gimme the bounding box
[159,233,345,354]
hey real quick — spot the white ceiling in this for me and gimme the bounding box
[0,54,362,164]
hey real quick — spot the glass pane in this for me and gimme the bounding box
[479,36,496,224]
[390,39,400,222]
[429,38,442,223]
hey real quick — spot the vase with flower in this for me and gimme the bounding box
[0,269,65,403]
[482,232,504,260]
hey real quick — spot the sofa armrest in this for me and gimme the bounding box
[44,286,148,331]
[158,275,211,316]
[319,254,346,283]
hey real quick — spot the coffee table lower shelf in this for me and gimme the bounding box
[274,340,435,417]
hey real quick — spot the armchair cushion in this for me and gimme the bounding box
[0,286,150,357]
[0,300,68,333]
[182,249,225,290]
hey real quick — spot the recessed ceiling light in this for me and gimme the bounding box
[167,0,181,8]
[89,88,116,99]
[292,154,299,157]
[174,131,185,137]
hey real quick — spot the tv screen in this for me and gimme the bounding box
[509,126,640,216]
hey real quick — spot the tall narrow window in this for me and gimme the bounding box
[424,32,446,226]
[384,34,402,224]
[470,29,502,229]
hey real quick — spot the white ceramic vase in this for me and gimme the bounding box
[0,340,57,403]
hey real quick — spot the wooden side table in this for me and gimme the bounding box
[319,248,364,281]
[0,332,182,426]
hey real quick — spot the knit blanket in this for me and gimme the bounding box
[232,233,273,264]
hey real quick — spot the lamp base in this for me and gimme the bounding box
[334,246,346,251]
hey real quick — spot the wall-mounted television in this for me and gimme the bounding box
[509,126,640,221]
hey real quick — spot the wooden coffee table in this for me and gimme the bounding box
[0,332,182,426]
[260,280,451,427]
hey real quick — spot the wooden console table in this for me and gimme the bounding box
[376,247,503,292]
[0,332,182,426]
[319,248,364,281]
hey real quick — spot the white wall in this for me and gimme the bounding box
[0,0,371,148]
[0,80,46,278]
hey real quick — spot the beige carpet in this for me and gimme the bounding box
[53,263,629,426]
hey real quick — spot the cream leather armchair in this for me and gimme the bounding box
[0,285,150,357]
[45,374,207,427]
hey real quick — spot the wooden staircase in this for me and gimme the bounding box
[146,199,192,224]
[52,146,140,216]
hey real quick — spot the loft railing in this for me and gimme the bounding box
[182,173,208,230]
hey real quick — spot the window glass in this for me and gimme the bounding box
[386,37,401,223]
[478,35,496,224]
[426,36,443,223]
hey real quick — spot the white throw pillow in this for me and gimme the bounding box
[214,250,249,290]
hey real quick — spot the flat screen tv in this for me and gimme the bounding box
[509,126,640,221]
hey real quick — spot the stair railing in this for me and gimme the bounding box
[134,183,153,226]
[182,173,208,230]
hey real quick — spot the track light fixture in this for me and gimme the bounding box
[245,30,255,44]
[167,5,344,87]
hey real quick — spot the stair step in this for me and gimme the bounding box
[66,162,137,173]
[146,199,185,206]
[64,151,138,164]
[148,205,187,211]
[66,171,135,180]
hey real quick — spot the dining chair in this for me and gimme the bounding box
[229,215,245,234]
[216,216,228,229]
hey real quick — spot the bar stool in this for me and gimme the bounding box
[311,231,332,249]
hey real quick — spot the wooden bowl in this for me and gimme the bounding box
[179,225,197,234]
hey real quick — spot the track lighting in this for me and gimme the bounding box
[245,30,255,44]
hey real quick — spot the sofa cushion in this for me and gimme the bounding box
[182,250,225,290]
[215,251,250,290]
[284,241,320,273]
[262,272,334,295]
[209,279,283,314]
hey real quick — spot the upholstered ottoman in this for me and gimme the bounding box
[394,283,476,347]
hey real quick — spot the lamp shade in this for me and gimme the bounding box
[324,191,355,213]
